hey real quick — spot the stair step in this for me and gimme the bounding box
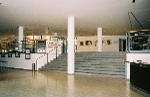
[39,52,125,78]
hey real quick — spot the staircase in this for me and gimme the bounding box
[39,54,67,72]
[39,52,125,78]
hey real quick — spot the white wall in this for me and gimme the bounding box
[0,46,62,70]
[0,53,40,70]
[126,53,150,63]
[77,35,126,52]
[77,36,97,52]
[102,36,126,52]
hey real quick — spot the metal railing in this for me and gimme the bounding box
[35,45,61,71]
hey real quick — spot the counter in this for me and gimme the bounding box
[130,62,150,94]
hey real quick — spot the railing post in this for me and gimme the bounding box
[62,40,65,53]
[32,63,35,72]
[66,39,67,53]
[36,60,37,71]
[56,47,57,59]
[47,53,48,64]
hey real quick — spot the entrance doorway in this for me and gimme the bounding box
[119,39,126,51]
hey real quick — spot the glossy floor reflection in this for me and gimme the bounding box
[0,68,149,97]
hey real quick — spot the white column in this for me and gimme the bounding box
[67,75,74,96]
[67,16,75,74]
[18,26,24,52]
[97,28,102,52]
[126,62,130,80]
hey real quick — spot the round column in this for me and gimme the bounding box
[67,16,75,74]
[18,26,24,52]
[97,28,102,52]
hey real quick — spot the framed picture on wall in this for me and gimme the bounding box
[1,50,5,57]
[15,51,20,58]
[25,49,30,54]
[25,49,30,60]
[85,40,92,46]
[95,40,98,47]
[8,52,12,58]
[80,41,84,46]
[102,40,112,45]
[1,52,5,57]
[25,54,30,59]
[107,40,111,45]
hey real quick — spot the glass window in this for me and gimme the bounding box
[127,30,150,52]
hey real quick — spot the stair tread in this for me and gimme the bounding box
[39,52,125,78]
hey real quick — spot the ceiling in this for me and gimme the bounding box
[0,0,150,37]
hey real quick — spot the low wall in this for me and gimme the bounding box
[125,53,150,80]
[0,47,62,70]
[0,53,56,70]
[0,53,38,70]
[126,53,150,63]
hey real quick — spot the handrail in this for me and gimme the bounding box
[35,45,61,70]
[36,44,61,60]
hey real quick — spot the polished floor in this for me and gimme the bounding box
[0,68,150,97]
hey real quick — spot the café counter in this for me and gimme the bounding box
[130,62,150,94]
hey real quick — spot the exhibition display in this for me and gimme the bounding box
[126,29,150,52]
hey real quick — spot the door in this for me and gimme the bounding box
[119,39,126,51]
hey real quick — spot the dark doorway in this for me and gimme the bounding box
[119,39,126,51]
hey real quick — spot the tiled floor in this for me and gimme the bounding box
[0,68,149,97]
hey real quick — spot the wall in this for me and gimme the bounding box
[77,35,126,52]
[102,36,126,52]
[0,53,41,70]
[0,46,62,70]
[77,36,97,52]
[125,52,150,80]
[126,53,150,63]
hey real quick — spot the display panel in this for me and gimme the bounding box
[25,54,30,59]
[1,52,5,57]
[37,40,46,52]
[15,51,20,57]
[8,52,12,57]
[127,29,150,52]
[25,49,30,59]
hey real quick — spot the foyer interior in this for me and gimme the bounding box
[1,0,150,97]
